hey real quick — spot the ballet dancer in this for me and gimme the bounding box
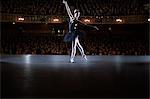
[63,0,99,63]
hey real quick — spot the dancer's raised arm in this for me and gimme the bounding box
[78,20,99,30]
[63,0,74,21]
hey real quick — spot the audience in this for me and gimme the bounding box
[1,0,148,16]
[1,0,148,55]
[1,35,148,55]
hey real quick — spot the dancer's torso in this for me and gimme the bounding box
[69,20,79,33]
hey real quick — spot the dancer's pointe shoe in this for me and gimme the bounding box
[82,55,88,61]
[70,58,74,63]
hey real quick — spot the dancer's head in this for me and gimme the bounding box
[74,9,80,20]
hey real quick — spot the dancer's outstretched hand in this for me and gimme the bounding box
[94,26,99,30]
[63,0,66,4]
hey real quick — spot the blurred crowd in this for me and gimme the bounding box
[1,35,148,55]
[84,36,148,55]
[1,0,148,16]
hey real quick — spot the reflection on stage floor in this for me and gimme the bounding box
[1,55,150,98]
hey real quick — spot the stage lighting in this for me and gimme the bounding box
[53,18,59,22]
[18,17,25,21]
[116,19,122,22]
[96,16,98,18]
[148,18,150,22]
[108,27,112,31]
[84,19,90,22]
[13,22,15,24]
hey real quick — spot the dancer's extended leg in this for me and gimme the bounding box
[70,37,77,63]
[76,37,87,61]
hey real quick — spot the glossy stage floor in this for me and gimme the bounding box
[1,55,150,98]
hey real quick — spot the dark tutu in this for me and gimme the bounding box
[63,31,85,42]
[63,32,75,42]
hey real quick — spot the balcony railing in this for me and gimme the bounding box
[1,13,149,24]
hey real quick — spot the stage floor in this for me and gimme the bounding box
[1,55,150,98]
